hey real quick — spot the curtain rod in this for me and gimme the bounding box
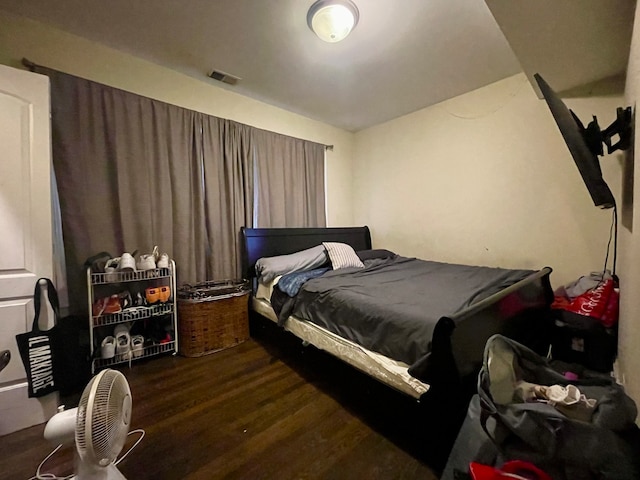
[23,57,336,152]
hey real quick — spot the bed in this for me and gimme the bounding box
[241,226,554,399]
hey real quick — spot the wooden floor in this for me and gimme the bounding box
[1,315,468,479]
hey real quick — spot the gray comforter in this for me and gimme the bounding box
[276,255,534,367]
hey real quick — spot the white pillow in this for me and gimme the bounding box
[323,242,365,270]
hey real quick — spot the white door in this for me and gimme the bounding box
[0,64,57,435]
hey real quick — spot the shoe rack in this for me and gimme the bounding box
[87,260,178,373]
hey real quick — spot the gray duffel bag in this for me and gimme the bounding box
[478,334,640,480]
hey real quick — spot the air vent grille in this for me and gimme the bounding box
[208,69,241,85]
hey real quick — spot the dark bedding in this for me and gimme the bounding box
[271,255,534,367]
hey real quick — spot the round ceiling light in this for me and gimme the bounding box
[307,0,359,43]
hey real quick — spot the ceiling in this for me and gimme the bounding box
[0,0,635,131]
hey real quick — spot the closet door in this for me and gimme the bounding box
[0,64,56,435]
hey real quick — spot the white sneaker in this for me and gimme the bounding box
[114,324,131,360]
[101,336,116,359]
[136,253,156,271]
[157,253,170,269]
[105,258,118,271]
[118,253,136,272]
[131,335,145,358]
[104,259,119,281]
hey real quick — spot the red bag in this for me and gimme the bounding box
[553,278,619,328]
[600,285,620,328]
[469,460,552,480]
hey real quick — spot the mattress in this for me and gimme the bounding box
[251,295,429,399]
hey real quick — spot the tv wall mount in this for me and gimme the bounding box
[577,106,633,156]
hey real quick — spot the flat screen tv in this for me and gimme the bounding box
[534,73,631,209]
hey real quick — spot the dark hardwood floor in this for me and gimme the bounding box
[1,315,468,479]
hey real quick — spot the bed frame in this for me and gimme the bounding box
[241,226,554,396]
[242,226,372,279]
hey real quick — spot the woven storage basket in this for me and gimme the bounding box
[178,280,250,357]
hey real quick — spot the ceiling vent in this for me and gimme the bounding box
[208,69,241,85]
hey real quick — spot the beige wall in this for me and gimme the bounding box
[618,3,640,407]
[354,73,624,290]
[0,10,355,227]
[4,8,639,405]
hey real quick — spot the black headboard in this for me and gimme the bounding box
[241,226,372,279]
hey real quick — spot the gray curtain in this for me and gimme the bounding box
[39,67,207,312]
[32,65,326,313]
[200,116,254,279]
[252,128,326,227]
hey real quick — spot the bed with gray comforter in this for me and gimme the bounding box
[242,226,554,388]
[273,255,534,366]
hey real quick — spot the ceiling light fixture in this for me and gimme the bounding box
[307,0,359,43]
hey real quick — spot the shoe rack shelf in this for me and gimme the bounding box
[87,260,178,373]
[93,303,174,327]
[91,268,172,285]
[93,341,176,370]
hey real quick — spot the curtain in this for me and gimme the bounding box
[32,64,327,313]
[200,116,254,279]
[252,128,326,227]
[37,67,207,313]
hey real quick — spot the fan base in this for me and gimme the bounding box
[76,461,127,480]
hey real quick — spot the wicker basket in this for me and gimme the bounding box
[177,280,250,357]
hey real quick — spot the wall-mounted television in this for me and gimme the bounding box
[534,73,631,209]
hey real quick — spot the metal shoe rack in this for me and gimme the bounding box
[87,260,178,373]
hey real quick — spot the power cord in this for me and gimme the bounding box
[28,444,74,480]
[601,203,618,279]
[115,429,145,465]
[612,204,618,276]
[28,429,145,480]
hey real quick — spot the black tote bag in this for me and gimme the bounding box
[15,278,62,398]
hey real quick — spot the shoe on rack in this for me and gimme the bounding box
[92,297,108,317]
[101,336,116,359]
[160,333,173,344]
[104,258,119,282]
[114,324,131,360]
[103,253,137,277]
[131,335,145,358]
[119,291,133,310]
[145,287,160,304]
[136,247,157,270]
[133,292,147,307]
[158,286,171,303]
[157,253,170,269]
[103,295,122,315]
[118,253,136,272]
[105,258,119,270]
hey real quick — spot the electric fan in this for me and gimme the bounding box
[43,369,132,479]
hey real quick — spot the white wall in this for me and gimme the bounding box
[618,3,640,407]
[3,7,638,406]
[0,10,355,227]
[354,73,624,289]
